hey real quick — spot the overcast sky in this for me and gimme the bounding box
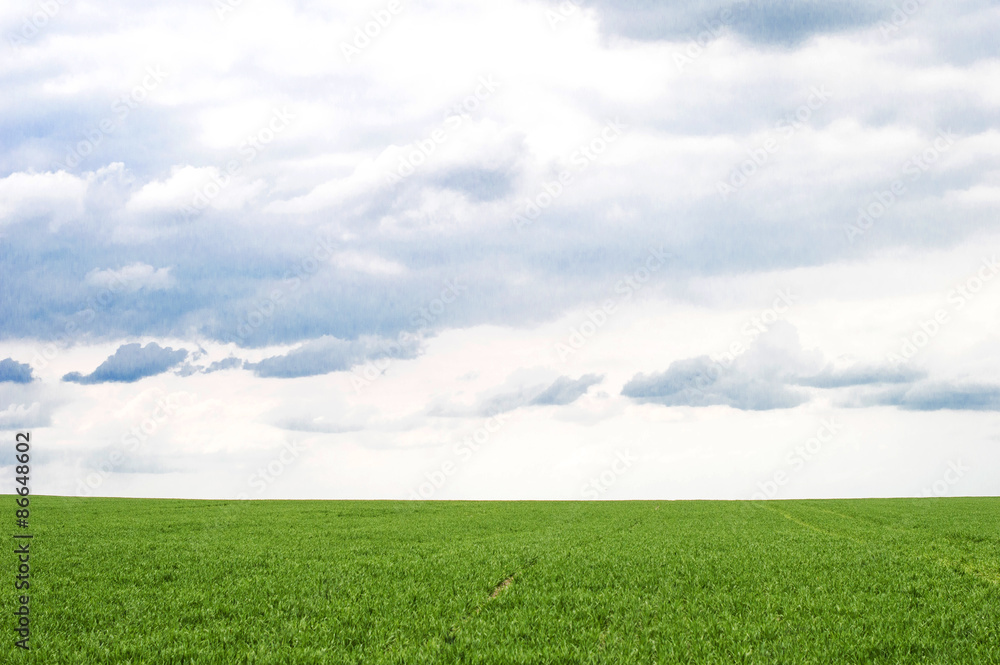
[2,0,999,500]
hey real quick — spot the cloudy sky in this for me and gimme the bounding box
[2,0,999,500]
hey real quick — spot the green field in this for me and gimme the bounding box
[6,497,1000,663]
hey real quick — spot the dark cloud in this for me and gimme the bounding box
[0,358,33,384]
[247,335,421,379]
[63,342,187,384]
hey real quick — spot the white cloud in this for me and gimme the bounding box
[0,402,46,429]
[332,251,407,276]
[0,170,87,226]
[125,165,264,214]
[85,263,175,292]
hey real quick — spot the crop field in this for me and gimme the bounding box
[5,496,1000,663]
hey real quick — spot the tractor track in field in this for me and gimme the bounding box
[757,502,1000,588]
[490,574,515,598]
[756,503,864,544]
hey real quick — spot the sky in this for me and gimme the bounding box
[1,0,999,500]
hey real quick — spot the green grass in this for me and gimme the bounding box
[5,497,1000,663]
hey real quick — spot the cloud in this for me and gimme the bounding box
[1,0,998,349]
[204,357,244,373]
[247,335,421,379]
[332,252,407,277]
[125,165,265,214]
[0,402,48,430]
[584,0,893,45]
[795,363,926,388]
[529,374,604,406]
[271,417,365,434]
[622,355,809,411]
[0,170,87,227]
[860,382,1000,411]
[477,374,605,415]
[63,342,188,384]
[621,321,923,411]
[173,363,202,377]
[0,358,33,384]
[434,167,514,202]
[85,263,175,292]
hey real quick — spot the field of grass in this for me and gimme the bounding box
[5,496,1000,663]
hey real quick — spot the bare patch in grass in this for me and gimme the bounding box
[490,575,514,598]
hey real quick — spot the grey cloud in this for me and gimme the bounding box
[582,0,892,46]
[795,363,926,388]
[435,167,514,202]
[272,417,365,434]
[247,335,421,379]
[860,382,1000,411]
[62,342,187,384]
[1,0,998,354]
[530,374,604,406]
[0,402,49,429]
[0,358,33,383]
[621,322,926,411]
[622,356,808,410]
[479,374,604,415]
[204,357,244,373]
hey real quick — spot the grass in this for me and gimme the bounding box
[5,496,1000,663]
